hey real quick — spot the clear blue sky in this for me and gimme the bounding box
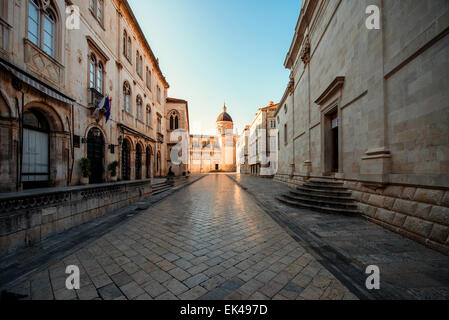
[128,0,301,135]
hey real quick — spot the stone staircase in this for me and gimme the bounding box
[276,179,360,216]
[151,180,172,195]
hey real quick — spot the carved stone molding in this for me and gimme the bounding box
[24,39,64,89]
[315,76,345,106]
[300,35,311,65]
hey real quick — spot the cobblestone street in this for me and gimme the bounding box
[3,174,357,300]
[229,174,449,300]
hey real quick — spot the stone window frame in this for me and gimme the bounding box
[26,0,61,60]
[146,105,152,128]
[146,66,152,90]
[88,52,105,94]
[123,81,132,114]
[123,29,132,63]
[156,85,161,104]
[86,37,109,95]
[168,110,180,131]
[136,94,143,121]
[284,123,288,146]
[136,50,143,78]
[89,0,104,26]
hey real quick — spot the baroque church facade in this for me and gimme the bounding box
[189,105,236,173]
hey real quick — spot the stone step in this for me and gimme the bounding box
[276,195,360,216]
[289,190,355,203]
[152,184,172,195]
[296,185,352,197]
[308,179,344,186]
[152,182,168,188]
[303,182,347,191]
[283,193,358,210]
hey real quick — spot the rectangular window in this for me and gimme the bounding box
[284,124,288,145]
[278,132,280,150]
[157,86,161,103]
[43,12,55,57]
[28,1,40,46]
[89,60,96,89]
[137,104,142,120]
[146,109,151,126]
[97,0,103,22]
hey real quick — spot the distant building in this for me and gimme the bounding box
[166,98,190,176]
[247,102,279,176]
[189,105,236,173]
[237,125,250,174]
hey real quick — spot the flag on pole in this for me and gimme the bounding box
[93,96,106,118]
[105,98,111,123]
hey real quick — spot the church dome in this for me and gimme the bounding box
[216,105,233,122]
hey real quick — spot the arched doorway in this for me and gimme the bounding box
[146,146,152,178]
[156,151,161,177]
[135,143,142,180]
[122,139,131,180]
[87,127,105,184]
[22,110,50,189]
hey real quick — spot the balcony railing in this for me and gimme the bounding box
[88,87,105,109]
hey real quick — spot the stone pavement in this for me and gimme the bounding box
[228,174,449,300]
[2,174,357,300]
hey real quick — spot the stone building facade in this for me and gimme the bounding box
[274,0,449,254]
[0,0,187,193]
[166,97,189,176]
[189,105,236,173]
[247,101,279,176]
[237,125,250,174]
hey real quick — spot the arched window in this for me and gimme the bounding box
[123,30,127,57]
[123,82,131,113]
[169,111,179,130]
[136,95,143,121]
[136,50,139,72]
[28,0,58,58]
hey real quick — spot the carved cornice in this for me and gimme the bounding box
[314,76,345,105]
[86,36,110,62]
